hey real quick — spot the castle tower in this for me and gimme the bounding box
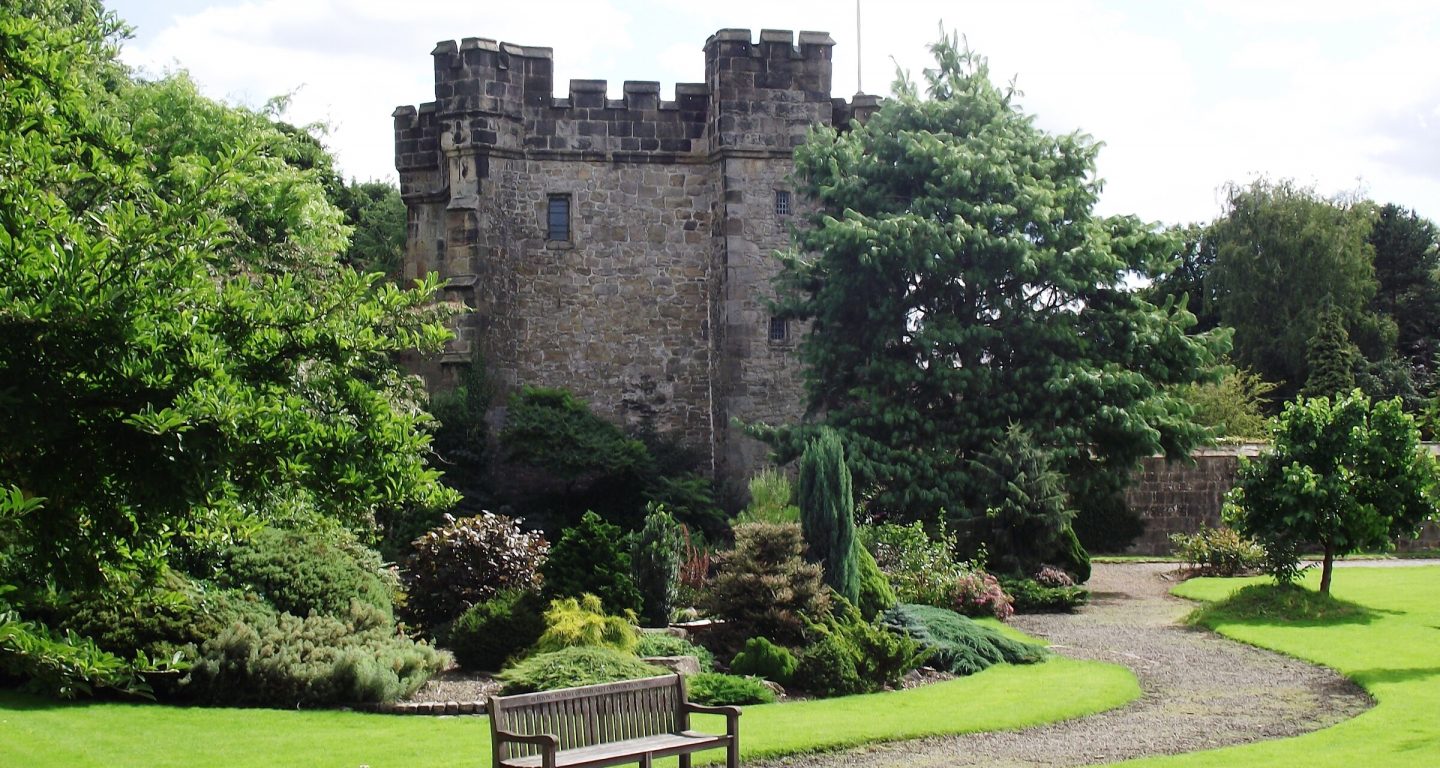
[394,29,876,498]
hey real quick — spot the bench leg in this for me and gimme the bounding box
[728,736,739,768]
[678,755,692,768]
[638,754,653,768]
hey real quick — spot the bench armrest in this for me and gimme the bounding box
[494,729,559,768]
[495,730,559,748]
[683,703,741,735]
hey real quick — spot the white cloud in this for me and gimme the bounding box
[113,0,1440,222]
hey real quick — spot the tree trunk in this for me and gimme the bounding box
[1319,541,1335,595]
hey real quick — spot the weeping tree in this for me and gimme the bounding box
[798,429,859,605]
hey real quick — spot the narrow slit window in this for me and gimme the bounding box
[769,316,788,343]
[547,195,571,241]
[774,190,791,217]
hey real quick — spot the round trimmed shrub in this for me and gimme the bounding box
[216,526,394,619]
[792,632,865,697]
[728,637,797,684]
[446,589,546,673]
[404,512,548,631]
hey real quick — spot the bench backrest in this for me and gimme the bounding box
[489,675,689,760]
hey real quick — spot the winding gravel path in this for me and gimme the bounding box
[751,562,1373,768]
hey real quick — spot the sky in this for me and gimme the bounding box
[107,0,1440,227]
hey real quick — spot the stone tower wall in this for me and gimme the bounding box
[395,29,875,493]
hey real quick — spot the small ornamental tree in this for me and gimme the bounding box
[1230,390,1440,594]
[630,504,683,628]
[541,511,642,616]
[798,429,860,606]
[956,424,1086,580]
[1301,306,1360,400]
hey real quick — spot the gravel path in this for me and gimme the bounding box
[750,562,1373,768]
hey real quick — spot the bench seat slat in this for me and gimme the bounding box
[498,733,731,768]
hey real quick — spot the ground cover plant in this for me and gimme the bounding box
[1121,565,1440,767]
[0,638,1138,767]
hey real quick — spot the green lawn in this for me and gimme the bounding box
[0,645,1136,767]
[1117,565,1440,766]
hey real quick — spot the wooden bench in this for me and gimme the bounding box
[487,674,741,768]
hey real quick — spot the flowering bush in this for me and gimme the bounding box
[1034,565,1075,588]
[949,569,1014,621]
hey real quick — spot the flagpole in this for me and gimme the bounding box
[856,0,863,94]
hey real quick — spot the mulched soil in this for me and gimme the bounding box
[747,562,1373,768]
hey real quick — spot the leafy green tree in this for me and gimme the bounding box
[762,32,1223,540]
[497,386,723,536]
[0,6,455,594]
[1230,391,1439,594]
[1368,203,1440,396]
[1144,223,1223,333]
[1302,305,1361,399]
[1175,363,1275,441]
[1211,180,1389,402]
[335,180,408,276]
[798,429,859,605]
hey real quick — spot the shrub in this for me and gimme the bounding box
[1033,565,1074,588]
[1057,525,1092,584]
[532,594,638,655]
[631,505,683,628]
[216,526,394,620]
[446,590,546,673]
[792,632,864,697]
[636,633,715,672]
[879,603,1046,676]
[1170,525,1266,577]
[686,672,776,705]
[855,545,897,620]
[859,521,960,606]
[736,468,799,525]
[0,585,166,700]
[498,646,665,694]
[403,512,547,631]
[728,637,797,684]
[949,569,1015,621]
[675,525,712,609]
[1000,578,1089,613]
[57,571,272,665]
[798,429,859,605]
[542,511,642,616]
[699,522,828,648]
[186,601,447,706]
[792,598,927,697]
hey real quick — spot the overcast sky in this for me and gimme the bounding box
[108,0,1440,227]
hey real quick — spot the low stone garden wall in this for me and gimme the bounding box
[1123,443,1440,556]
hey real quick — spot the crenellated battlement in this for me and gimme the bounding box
[394,28,874,166]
